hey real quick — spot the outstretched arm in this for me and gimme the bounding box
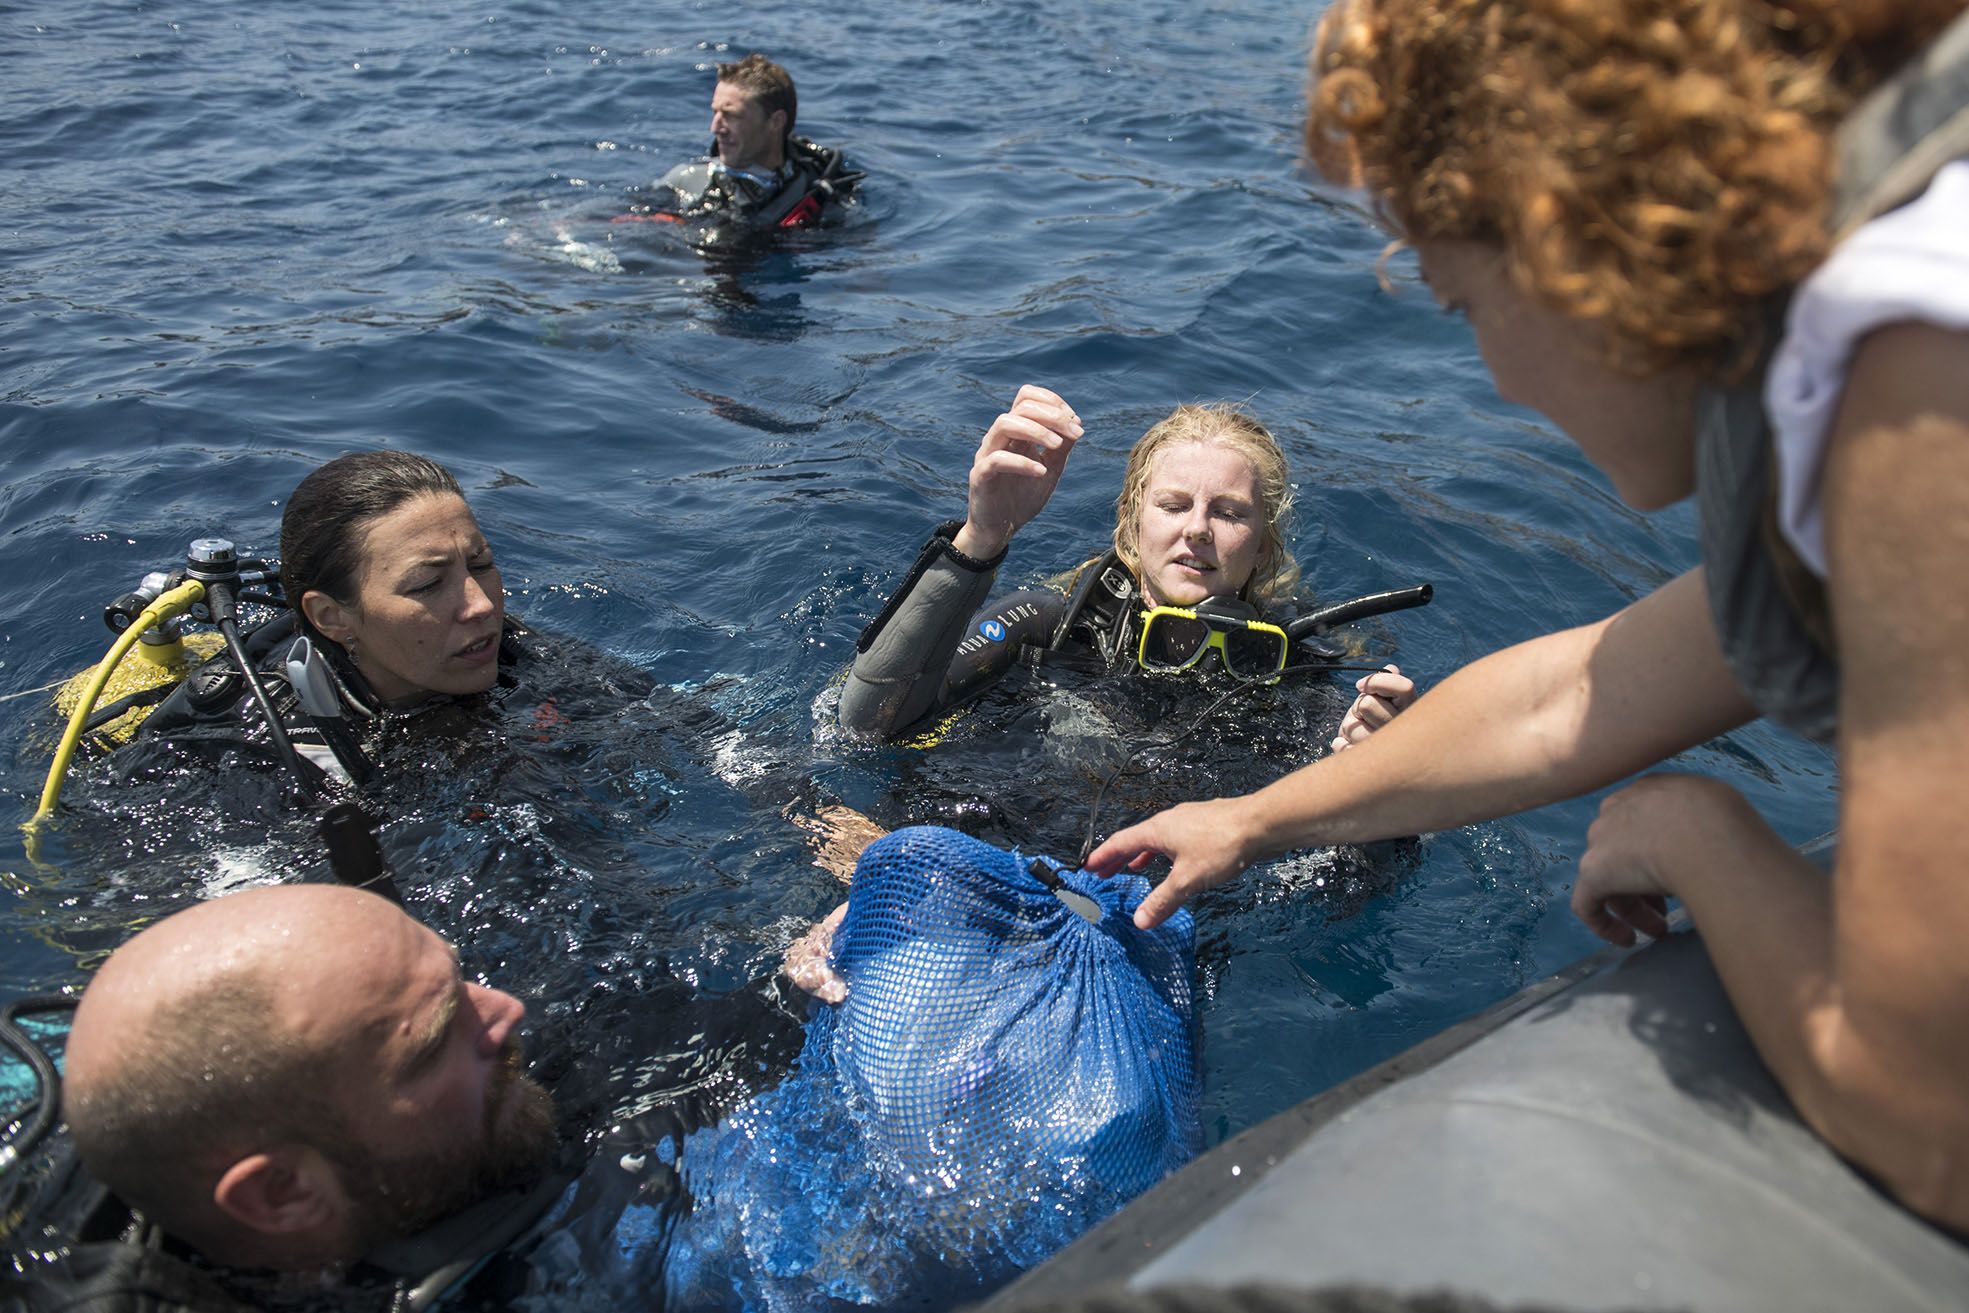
[1573,323,1969,1231]
[1087,566,1757,926]
[839,387,1082,737]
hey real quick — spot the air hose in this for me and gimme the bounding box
[0,996,76,1179]
[27,579,207,830]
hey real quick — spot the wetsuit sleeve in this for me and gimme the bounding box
[838,522,1006,738]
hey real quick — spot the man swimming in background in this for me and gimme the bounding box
[626,52,861,233]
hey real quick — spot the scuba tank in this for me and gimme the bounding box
[50,570,225,749]
[29,539,377,839]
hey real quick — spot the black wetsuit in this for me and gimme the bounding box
[624,136,862,233]
[835,523,1375,864]
[839,521,1342,742]
[127,612,534,793]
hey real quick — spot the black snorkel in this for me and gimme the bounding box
[1284,583,1434,642]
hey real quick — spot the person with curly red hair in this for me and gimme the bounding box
[1089,0,1969,1231]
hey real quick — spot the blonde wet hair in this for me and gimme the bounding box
[1112,403,1300,605]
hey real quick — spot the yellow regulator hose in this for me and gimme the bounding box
[27,579,207,831]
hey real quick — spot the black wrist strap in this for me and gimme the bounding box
[855,521,1007,654]
[931,519,1007,572]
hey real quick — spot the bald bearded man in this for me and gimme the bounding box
[51,885,561,1303]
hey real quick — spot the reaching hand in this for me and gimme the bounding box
[952,385,1083,560]
[1330,664,1416,752]
[787,803,890,884]
[1084,797,1260,929]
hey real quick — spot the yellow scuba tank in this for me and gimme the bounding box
[52,628,225,748]
[28,573,212,837]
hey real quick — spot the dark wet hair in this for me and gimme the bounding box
[280,451,464,634]
[717,52,797,133]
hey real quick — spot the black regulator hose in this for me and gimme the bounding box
[0,996,77,1176]
[189,539,317,801]
[217,613,316,799]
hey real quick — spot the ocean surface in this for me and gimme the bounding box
[0,0,1836,1301]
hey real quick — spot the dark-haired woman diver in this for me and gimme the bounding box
[128,450,530,790]
[110,449,730,817]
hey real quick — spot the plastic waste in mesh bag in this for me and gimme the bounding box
[658,825,1200,1310]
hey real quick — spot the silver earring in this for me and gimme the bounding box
[345,638,360,669]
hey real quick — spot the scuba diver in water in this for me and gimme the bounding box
[45,448,729,808]
[0,882,801,1311]
[6,822,1195,1312]
[30,445,762,987]
[839,385,1423,748]
[618,53,862,236]
[94,450,520,795]
[793,388,1431,989]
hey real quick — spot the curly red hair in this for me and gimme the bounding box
[1306,0,1967,377]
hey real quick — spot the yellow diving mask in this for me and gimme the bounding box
[1135,598,1289,682]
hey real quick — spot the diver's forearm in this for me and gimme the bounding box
[1236,629,1608,852]
[839,523,1002,737]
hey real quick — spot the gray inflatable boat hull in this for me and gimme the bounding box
[987,930,1969,1311]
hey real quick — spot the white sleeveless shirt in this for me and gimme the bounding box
[1765,158,1969,579]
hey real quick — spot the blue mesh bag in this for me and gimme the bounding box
[656,824,1200,1311]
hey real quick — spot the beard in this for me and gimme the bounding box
[335,1038,560,1247]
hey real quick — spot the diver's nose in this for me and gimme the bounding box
[1181,507,1213,543]
[467,982,526,1057]
[460,572,499,621]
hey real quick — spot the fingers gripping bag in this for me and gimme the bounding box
[657,825,1201,1311]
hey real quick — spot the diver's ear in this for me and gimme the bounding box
[212,1146,347,1238]
[768,109,788,140]
[301,590,355,645]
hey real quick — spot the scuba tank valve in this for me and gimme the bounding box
[103,570,178,636]
[185,538,242,625]
[56,569,226,749]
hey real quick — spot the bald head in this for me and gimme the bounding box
[65,886,415,1258]
[70,883,408,1073]
[65,884,555,1271]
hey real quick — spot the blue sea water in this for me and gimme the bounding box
[0,0,1836,1298]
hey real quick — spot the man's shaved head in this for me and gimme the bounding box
[65,884,555,1269]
